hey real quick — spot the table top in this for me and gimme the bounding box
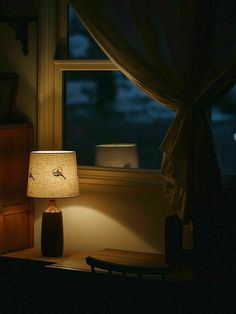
[1,247,85,264]
[2,248,233,284]
[1,247,194,282]
[47,248,170,273]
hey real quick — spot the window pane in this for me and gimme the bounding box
[63,71,175,169]
[211,85,236,175]
[68,4,107,59]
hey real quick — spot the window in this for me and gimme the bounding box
[63,3,175,169]
[64,70,175,168]
[45,1,235,179]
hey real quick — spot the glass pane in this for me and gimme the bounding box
[68,4,107,59]
[211,85,236,175]
[63,71,175,169]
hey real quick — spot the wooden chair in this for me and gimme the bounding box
[86,256,171,281]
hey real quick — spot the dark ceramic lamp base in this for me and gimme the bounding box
[41,200,64,257]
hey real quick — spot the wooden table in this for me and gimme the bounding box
[1,247,194,282]
[0,248,233,313]
[1,247,86,264]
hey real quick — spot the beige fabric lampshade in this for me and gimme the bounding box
[95,144,139,168]
[27,151,80,198]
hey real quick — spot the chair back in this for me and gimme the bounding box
[86,256,171,280]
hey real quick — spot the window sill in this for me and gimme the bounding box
[78,166,165,188]
[77,167,236,189]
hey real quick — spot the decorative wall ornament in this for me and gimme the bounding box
[8,19,29,55]
[0,0,37,55]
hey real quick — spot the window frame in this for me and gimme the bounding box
[38,0,235,187]
[53,60,118,150]
[54,60,165,186]
[53,0,169,175]
[37,0,163,188]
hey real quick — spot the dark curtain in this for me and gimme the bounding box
[70,0,236,223]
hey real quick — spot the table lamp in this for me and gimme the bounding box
[95,143,139,168]
[27,151,79,257]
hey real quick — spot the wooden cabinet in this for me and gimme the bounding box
[0,123,34,254]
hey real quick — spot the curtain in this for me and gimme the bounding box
[70,0,236,223]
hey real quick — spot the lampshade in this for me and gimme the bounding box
[27,151,80,198]
[95,144,139,168]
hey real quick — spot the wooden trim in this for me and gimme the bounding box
[0,124,34,254]
[2,205,29,216]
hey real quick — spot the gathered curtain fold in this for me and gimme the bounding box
[70,0,236,223]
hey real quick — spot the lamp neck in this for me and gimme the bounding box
[44,199,61,213]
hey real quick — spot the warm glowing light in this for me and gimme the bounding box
[27,151,80,198]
